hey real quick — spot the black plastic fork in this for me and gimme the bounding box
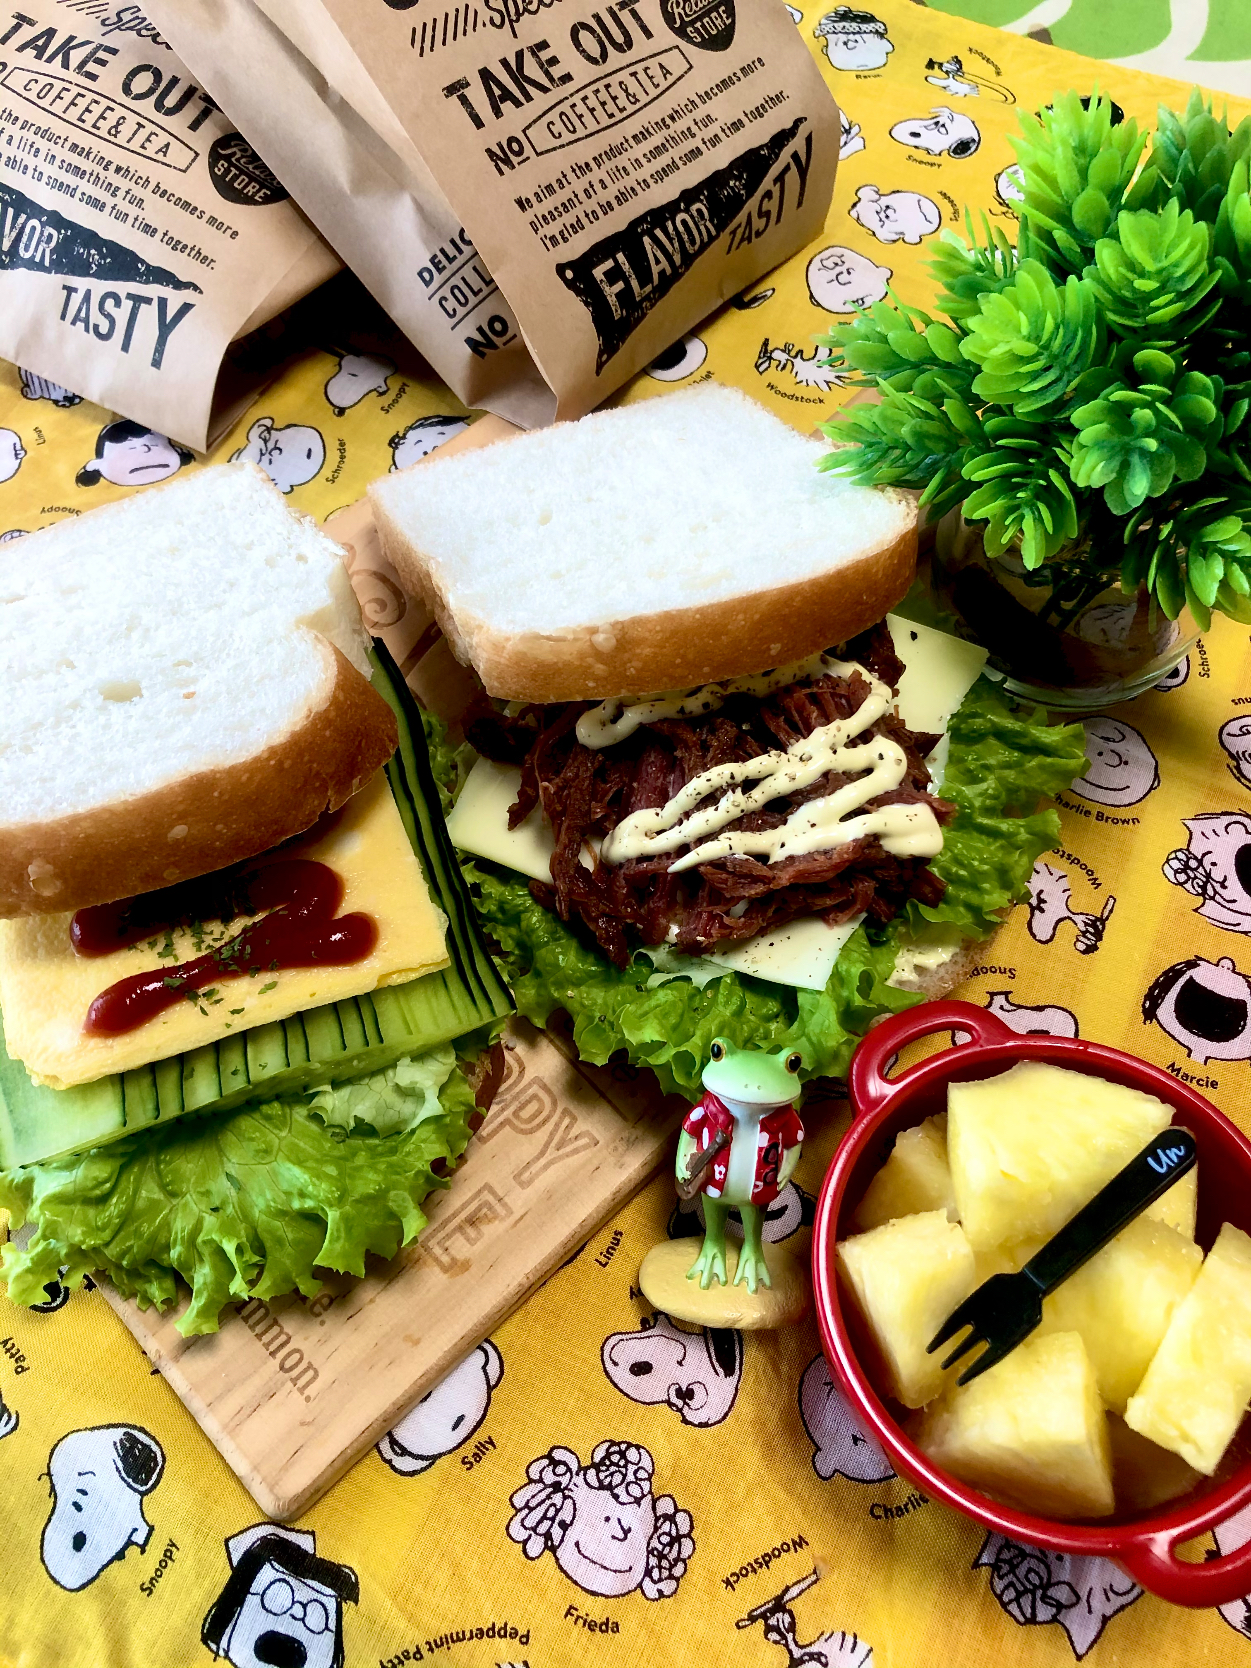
[928,1125,1199,1387]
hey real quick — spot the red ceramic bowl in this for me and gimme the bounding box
[812,999,1251,1608]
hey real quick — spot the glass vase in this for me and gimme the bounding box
[925,512,1199,711]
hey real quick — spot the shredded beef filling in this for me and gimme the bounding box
[465,624,954,969]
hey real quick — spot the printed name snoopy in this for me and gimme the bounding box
[507,1440,694,1600]
[40,1424,165,1590]
[376,1340,503,1475]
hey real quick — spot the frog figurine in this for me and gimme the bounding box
[638,1041,810,1330]
[678,1040,805,1292]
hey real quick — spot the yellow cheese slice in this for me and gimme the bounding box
[645,916,866,992]
[445,757,554,885]
[887,615,988,789]
[887,615,988,734]
[0,772,449,1088]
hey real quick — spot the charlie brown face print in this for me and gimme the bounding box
[807,246,892,313]
[1071,718,1160,808]
[799,1355,894,1483]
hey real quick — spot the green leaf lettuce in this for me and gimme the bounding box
[0,1045,474,1335]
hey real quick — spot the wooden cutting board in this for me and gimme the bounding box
[104,1019,684,1521]
[101,448,686,1519]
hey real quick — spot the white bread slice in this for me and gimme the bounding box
[369,384,917,702]
[0,463,397,917]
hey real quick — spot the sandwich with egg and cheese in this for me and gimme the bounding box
[369,385,1086,1100]
[0,464,511,1332]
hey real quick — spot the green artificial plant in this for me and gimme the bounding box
[820,91,1251,631]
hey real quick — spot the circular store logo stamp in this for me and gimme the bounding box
[660,0,736,52]
[208,134,290,206]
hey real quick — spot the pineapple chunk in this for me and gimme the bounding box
[1037,1217,1202,1414]
[1108,1415,1202,1513]
[1126,1222,1251,1474]
[948,1061,1172,1251]
[912,1331,1114,1519]
[837,1210,975,1409]
[1145,1165,1198,1239]
[854,1113,955,1231]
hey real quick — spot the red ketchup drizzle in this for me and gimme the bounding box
[74,860,376,1038]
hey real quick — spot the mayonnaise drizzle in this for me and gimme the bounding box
[596,660,943,870]
[575,650,846,750]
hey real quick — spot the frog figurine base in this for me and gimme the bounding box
[638,1040,811,1331]
[639,1237,809,1330]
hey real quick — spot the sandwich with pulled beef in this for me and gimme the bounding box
[369,386,1085,1100]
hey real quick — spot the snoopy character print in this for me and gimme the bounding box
[662,1042,805,1308]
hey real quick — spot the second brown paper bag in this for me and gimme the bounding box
[148,0,840,426]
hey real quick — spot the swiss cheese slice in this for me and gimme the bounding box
[0,772,449,1088]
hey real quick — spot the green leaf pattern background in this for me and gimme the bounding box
[927,0,1251,96]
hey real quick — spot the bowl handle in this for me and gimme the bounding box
[848,1000,1013,1119]
[1118,1522,1251,1608]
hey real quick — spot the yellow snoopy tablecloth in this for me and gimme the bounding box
[5,4,1251,1665]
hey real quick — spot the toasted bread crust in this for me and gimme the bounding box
[0,646,397,917]
[375,509,918,701]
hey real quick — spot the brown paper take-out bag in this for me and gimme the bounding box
[146,0,840,426]
[0,3,340,450]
